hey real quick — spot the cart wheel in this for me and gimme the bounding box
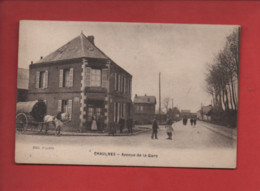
[16,113,28,132]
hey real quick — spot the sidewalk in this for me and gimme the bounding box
[18,125,151,136]
[199,121,237,140]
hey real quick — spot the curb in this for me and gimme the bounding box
[17,127,151,137]
[201,124,237,140]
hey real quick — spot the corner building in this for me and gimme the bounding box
[28,33,132,131]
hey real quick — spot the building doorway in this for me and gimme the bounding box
[86,100,104,130]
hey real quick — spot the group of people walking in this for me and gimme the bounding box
[182,117,197,126]
[190,118,197,126]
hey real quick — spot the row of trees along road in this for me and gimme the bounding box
[205,29,240,127]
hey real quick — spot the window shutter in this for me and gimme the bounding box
[58,100,62,112]
[68,99,73,120]
[35,71,40,88]
[102,68,109,89]
[59,69,63,87]
[85,67,91,87]
[44,71,48,88]
[118,74,121,92]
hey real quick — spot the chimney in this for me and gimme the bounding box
[87,36,95,44]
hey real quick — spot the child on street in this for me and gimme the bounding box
[165,118,174,140]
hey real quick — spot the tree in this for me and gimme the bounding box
[163,97,170,112]
[204,29,239,127]
[205,29,239,112]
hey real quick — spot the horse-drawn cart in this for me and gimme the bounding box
[16,101,47,132]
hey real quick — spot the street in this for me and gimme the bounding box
[16,120,236,149]
[15,120,237,168]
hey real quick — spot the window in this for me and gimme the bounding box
[90,69,101,87]
[87,107,94,121]
[117,103,120,121]
[129,79,131,95]
[96,108,102,118]
[58,99,73,120]
[118,74,121,92]
[114,73,118,91]
[61,100,68,113]
[121,103,124,117]
[114,102,117,122]
[135,105,144,112]
[36,70,48,89]
[122,76,125,93]
[63,69,70,87]
[122,103,126,117]
[39,71,45,88]
[59,68,73,88]
[114,102,121,122]
[124,77,127,93]
[85,68,108,88]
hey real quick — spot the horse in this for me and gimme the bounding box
[40,112,69,135]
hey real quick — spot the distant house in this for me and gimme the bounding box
[180,109,191,118]
[17,68,29,102]
[197,105,213,121]
[133,94,156,124]
[27,33,132,131]
[196,110,202,120]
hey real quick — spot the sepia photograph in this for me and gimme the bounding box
[15,20,240,168]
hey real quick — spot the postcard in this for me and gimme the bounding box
[15,20,240,168]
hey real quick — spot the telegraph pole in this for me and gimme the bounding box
[159,72,161,119]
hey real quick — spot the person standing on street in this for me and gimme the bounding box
[119,117,125,133]
[190,118,194,126]
[91,115,98,131]
[151,117,159,139]
[193,118,197,126]
[127,118,133,134]
[166,120,174,140]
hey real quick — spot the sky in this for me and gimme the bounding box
[18,21,239,112]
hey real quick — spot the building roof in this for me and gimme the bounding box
[35,33,108,64]
[181,110,191,114]
[17,68,29,89]
[134,95,156,104]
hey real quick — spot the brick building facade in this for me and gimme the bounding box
[27,33,132,131]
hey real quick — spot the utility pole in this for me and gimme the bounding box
[159,72,161,119]
[172,98,174,109]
